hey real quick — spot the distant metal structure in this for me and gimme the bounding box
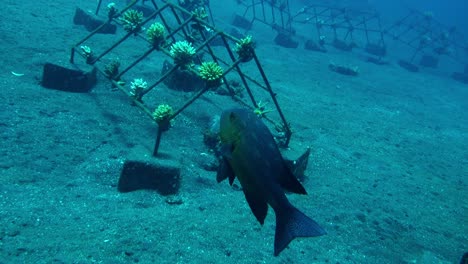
[232,2,468,82]
[233,2,386,56]
[71,0,293,155]
[232,0,294,35]
[384,9,468,72]
[291,5,386,56]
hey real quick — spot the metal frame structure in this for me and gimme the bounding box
[291,5,385,54]
[237,0,294,35]
[235,1,468,76]
[235,2,386,55]
[71,0,292,156]
[384,9,468,68]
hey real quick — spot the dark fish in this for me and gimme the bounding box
[217,108,326,256]
[461,252,468,264]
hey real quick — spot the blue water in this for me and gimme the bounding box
[373,0,468,35]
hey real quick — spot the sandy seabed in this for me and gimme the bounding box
[0,1,466,263]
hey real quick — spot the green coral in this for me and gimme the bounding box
[107,3,118,19]
[129,78,147,100]
[80,45,94,64]
[178,0,209,11]
[235,35,255,62]
[146,22,166,48]
[198,61,223,87]
[104,60,120,80]
[121,9,144,32]
[170,41,196,67]
[253,101,273,118]
[152,104,173,130]
[192,7,208,20]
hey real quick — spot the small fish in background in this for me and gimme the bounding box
[217,108,326,256]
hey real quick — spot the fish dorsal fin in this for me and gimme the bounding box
[243,189,268,225]
[279,164,307,195]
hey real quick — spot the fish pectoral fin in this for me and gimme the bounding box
[216,157,235,183]
[243,189,268,225]
[220,143,234,159]
[219,144,237,185]
[279,165,307,195]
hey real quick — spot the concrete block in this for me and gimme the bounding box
[118,147,181,195]
[73,7,117,34]
[41,63,97,93]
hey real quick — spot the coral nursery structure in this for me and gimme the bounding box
[291,5,386,56]
[234,0,294,35]
[384,9,468,72]
[71,0,292,155]
[232,1,467,80]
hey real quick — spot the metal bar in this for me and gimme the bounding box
[115,47,156,80]
[153,127,164,156]
[88,31,133,64]
[143,65,180,96]
[96,0,102,15]
[252,52,291,146]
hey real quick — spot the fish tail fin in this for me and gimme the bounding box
[274,205,326,256]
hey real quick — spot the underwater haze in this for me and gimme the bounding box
[372,0,468,35]
[0,0,467,263]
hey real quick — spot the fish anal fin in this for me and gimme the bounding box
[243,189,268,225]
[279,165,307,194]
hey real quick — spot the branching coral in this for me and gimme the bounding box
[80,45,94,63]
[121,9,144,32]
[152,104,173,130]
[198,61,223,87]
[191,7,208,20]
[146,22,166,48]
[107,2,118,19]
[104,60,121,80]
[254,101,273,118]
[235,35,255,62]
[129,78,147,100]
[169,41,196,67]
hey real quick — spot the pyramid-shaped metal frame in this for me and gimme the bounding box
[70,0,292,156]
